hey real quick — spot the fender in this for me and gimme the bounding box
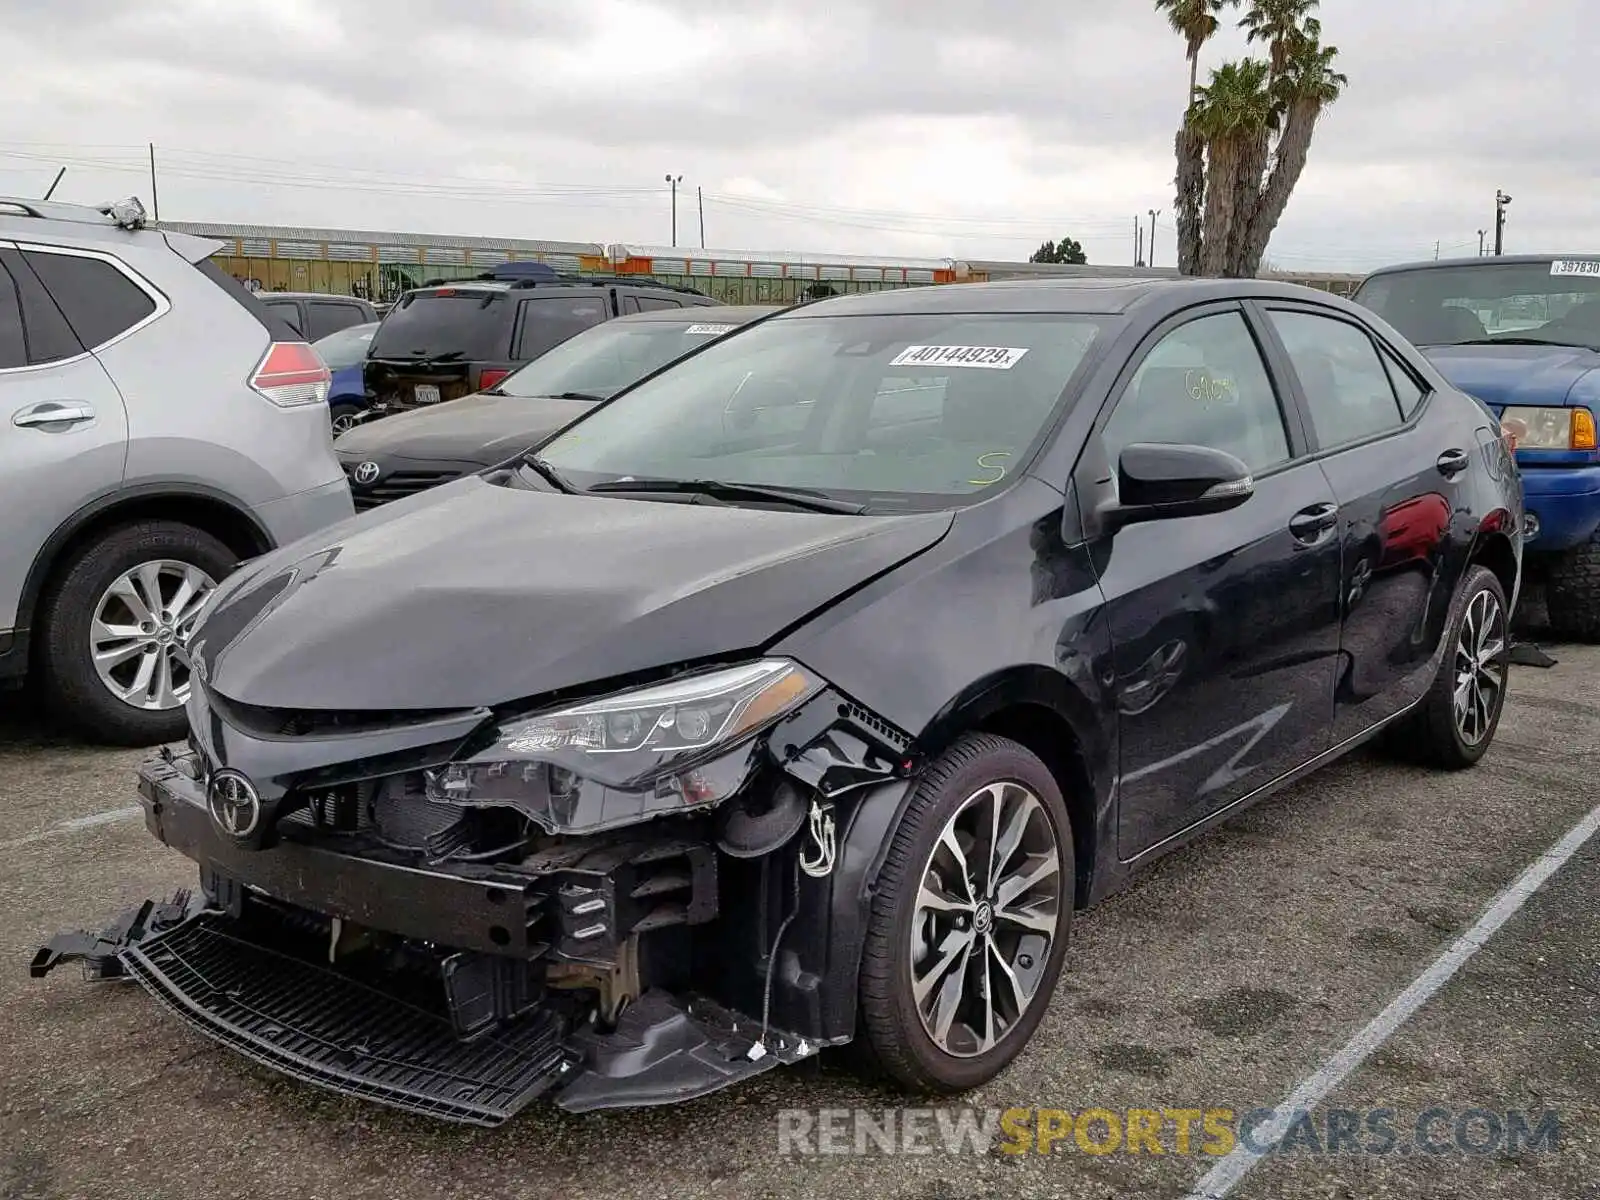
[13,480,276,639]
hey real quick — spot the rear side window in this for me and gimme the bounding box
[0,261,25,368]
[1380,349,1426,417]
[307,300,365,340]
[3,248,82,364]
[261,300,303,335]
[514,294,611,360]
[22,249,156,349]
[369,291,507,360]
[1267,310,1404,447]
[634,296,682,312]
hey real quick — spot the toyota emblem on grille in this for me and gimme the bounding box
[207,769,262,838]
[353,461,381,485]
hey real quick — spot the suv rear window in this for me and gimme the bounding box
[370,291,508,360]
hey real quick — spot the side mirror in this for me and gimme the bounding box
[1099,442,1254,532]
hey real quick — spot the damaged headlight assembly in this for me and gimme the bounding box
[428,659,825,832]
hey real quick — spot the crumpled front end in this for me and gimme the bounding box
[33,663,917,1125]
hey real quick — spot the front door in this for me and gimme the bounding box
[1077,305,1343,860]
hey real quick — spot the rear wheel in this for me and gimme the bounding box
[1395,564,1510,769]
[329,402,364,437]
[857,733,1073,1093]
[37,520,236,746]
[1544,537,1600,642]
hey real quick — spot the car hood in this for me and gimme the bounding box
[333,392,594,465]
[191,475,953,711]
[1422,344,1600,409]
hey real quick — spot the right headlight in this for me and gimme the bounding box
[427,659,825,831]
[1499,405,1597,451]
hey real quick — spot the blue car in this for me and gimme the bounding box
[311,321,379,434]
[1355,255,1600,640]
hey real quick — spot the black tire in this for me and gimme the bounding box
[37,520,237,746]
[1393,564,1510,770]
[857,732,1074,1094]
[1544,537,1600,642]
[329,402,364,437]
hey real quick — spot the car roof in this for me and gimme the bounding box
[610,304,785,326]
[770,276,1368,318]
[263,291,376,303]
[1362,253,1594,279]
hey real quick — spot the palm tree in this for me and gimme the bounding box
[1239,0,1320,74]
[1235,35,1347,275]
[1155,0,1234,274]
[1189,58,1275,277]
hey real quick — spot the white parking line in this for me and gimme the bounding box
[1188,798,1600,1200]
[0,805,142,851]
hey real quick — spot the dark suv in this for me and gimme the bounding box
[255,291,377,341]
[363,273,714,416]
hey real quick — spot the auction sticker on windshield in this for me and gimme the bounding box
[889,345,1030,369]
[1550,259,1600,277]
[685,323,738,335]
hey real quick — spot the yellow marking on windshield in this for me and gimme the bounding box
[968,451,1011,486]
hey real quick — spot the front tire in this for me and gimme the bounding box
[1396,564,1510,770]
[1544,537,1600,642]
[857,733,1074,1093]
[329,402,365,436]
[37,520,236,746]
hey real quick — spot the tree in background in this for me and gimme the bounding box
[1029,236,1088,265]
[1157,0,1346,276]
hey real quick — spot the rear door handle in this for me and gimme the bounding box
[1289,502,1340,543]
[13,400,96,428]
[1436,448,1470,478]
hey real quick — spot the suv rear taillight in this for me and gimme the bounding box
[251,342,331,408]
[478,367,511,391]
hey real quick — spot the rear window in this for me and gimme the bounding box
[23,249,157,349]
[370,291,508,360]
[1355,260,1600,351]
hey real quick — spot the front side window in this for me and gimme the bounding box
[1103,310,1289,473]
[537,311,1109,508]
[1354,259,1600,350]
[1268,310,1404,447]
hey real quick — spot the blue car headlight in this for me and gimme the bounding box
[427,659,825,832]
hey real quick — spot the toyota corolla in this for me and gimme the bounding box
[35,278,1521,1124]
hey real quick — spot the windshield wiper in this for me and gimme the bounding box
[1446,336,1594,349]
[552,390,608,402]
[585,477,867,514]
[518,456,577,494]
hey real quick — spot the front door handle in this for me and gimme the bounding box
[13,400,96,428]
[1289,502,1340,543]
[1436,448,1470,478]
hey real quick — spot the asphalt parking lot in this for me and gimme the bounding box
[1,645,1595,1200]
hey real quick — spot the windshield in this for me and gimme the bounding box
[535,311,1110,509]
[312,322,378,370]
[369,290,506,360]
[1355,259,1600,350]
[497,317,749,400]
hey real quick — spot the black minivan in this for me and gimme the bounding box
[363,272,715,416]
[41,277,1522,1124]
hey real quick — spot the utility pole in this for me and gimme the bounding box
[1478,229,1487,256]
[149,143,160,220]
[1133,215,1142,266]
[665,173,683,247]
[1494,189,1512,256]
[1434,240,1440,260]
[1148,209,1161,269]
[697,186,705,249]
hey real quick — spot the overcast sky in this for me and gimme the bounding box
[2,0,1591,273]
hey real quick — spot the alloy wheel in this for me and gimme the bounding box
[331,411,360,435]
[89,559,216,711]
[909,780,1062,1058]
[1453,588,1506,746]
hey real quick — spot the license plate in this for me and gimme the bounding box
[413,384,441,404]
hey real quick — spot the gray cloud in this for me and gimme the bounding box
[1,0,1592,270]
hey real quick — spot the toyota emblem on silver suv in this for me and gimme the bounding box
[206,769,262,838]
[353,461,381,485]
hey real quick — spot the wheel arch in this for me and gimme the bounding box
[1467,524,1518,609]
[19,483,275,644]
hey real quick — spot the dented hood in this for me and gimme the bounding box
[192,475,951,711]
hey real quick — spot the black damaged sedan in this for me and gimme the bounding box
[36,277,1522,1123]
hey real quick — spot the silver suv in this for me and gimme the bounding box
[0,196,354,745]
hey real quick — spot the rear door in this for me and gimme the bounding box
[1077,304,1343,859]
[1256,302,1465,742]
[0,243,131,637]
[306,299,369,341]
